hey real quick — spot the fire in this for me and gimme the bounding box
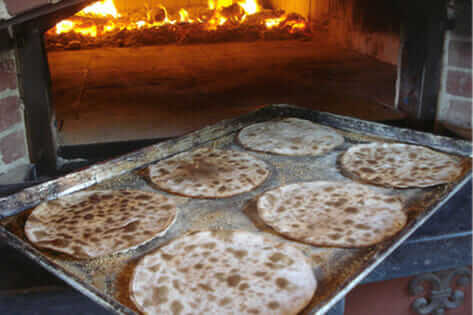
[219,16,227,25]
[204,0,259,30]
[208,0,259,18]
[237,0,259,15]
[158,6,176,25]
[286,21,306,33]
[209,0,232,10]
[77,25,97,37]
[55,19,98,37]
[48,0,309,47]
[54,0,119,36]
[104,21,116,32]
[179,9,193,23]
[76,0,120,18]
[136,20,146,29]
[207,0,259,14]
[56,20,74,34]
[265,17,285,29]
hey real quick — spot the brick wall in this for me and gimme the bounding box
[436,0,472,130]
[0,0,11,20]
[0,49,30,175]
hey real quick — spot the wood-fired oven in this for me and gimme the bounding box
[1,0,470,177]
[0,1,471,314]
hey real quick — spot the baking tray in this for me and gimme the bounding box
[0,104,471,315]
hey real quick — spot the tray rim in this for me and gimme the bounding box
[0,104,471,315]
[1,104,471,219]
[315,173,472,314]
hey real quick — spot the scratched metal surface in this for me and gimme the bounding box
[0,105,471,315]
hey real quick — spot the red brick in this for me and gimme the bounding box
[0,51,17,92]
[0,96,21,132]
[447,70,472,98]
[0,130,27,164]
[0,71,16,91]
[3,0,50,16]
[448,40,472,68]
[445,99,473,128]
[0,57,15,72]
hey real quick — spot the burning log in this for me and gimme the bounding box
[45,0,311,51]
[149,7,167,23]
[220,3,245,22]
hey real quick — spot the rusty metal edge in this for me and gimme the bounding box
[0,226,135,314]
[0,105,277,218]
[270,104,472,156]
[1,104,471,218]
[314,173,472,314]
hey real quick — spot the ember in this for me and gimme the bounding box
[45,0,310,50]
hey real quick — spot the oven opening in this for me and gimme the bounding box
[45,0,404,148]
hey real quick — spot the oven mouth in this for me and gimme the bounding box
[43,0,402,151]
[1,0,455,178]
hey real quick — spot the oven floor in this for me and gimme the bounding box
[48,35,405,145]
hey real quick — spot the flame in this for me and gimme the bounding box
[286,20,306,33]
[77,25,97,37]
[205,0,259,30]
[209,0,233,10]
[208,0,259,17]
[219,16,227,25]
[237,0,259,15]
[56,20,74,34]
[265,16,285,29]
[50,0,307,40]
[264,15,308,32]
[136,20,146,29]
[55,19,97,37]
[160,5,176,25]
[104,21,116,32]
[77,0,120,18]
[179,9,194,23]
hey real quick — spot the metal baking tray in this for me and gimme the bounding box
[0,104,471,314]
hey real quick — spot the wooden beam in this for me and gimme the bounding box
[397,0,447,131]
[0,29,13,51]
[14,21,58,175]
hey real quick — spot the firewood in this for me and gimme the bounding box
[45,6,311,51]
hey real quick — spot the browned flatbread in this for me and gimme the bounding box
[257,181,407,247]
[130,230,316,315]
[25,190,177,259]
[340,143,464,188]
[145,148,270,198]
[238,118,344,156]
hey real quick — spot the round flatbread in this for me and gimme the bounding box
[146,148,270,198]
[25,190,177,259]
[340,143,464,188]
[130,230,316,315]
[238,118,344,156]
[257,181,406,247]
